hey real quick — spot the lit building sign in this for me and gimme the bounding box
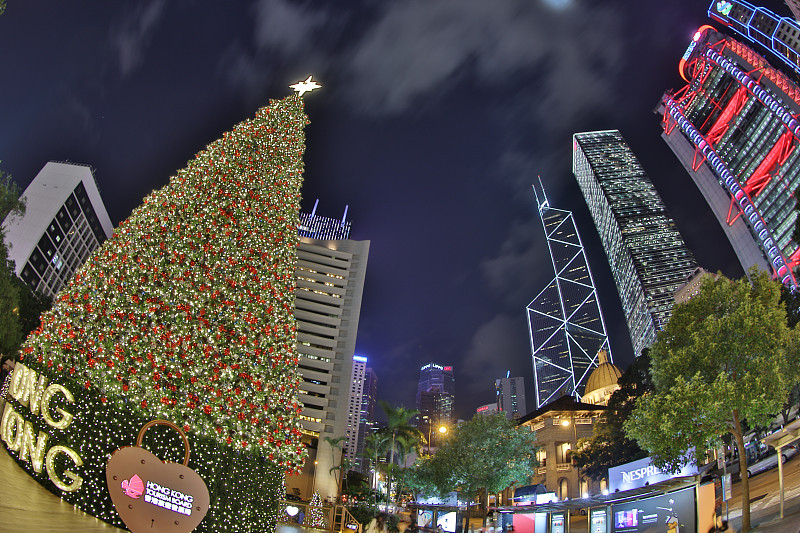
[714,1,733,16]
[0,363,83,492]
[353,355,368,363]
[608,457,697,493]
[443,366,452,371]
[476,406,489,412]
[421,363,444,371]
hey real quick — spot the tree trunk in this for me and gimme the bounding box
[732,409,751,532]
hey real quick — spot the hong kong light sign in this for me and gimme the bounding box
[107,420,210,533]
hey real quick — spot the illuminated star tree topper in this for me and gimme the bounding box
[290,75,321,97]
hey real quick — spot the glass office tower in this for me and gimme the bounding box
[527,183,612,408]
[572,131,698,356]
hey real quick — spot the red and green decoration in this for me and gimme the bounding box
[1,87,315,532]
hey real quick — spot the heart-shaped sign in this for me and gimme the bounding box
[106,421,210,533]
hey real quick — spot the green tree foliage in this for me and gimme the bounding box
[379,401,423,507]
[625,269,800,532]
[407,413,538,502]
[573,351,653,480]
[0,163,44,355]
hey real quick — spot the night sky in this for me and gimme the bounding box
[0,1,789,420]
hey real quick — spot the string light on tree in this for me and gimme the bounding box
[0,82,319,532]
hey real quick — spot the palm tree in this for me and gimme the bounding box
[392,433,424,505]
[323,435,347,502]
[363,431,390,505]
[380,401,423,509]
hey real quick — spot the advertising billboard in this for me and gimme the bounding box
[608,456,697,493]
[611,487,695,533]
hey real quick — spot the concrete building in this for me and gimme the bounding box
[517,396,607,500]
[288,211,370,502]
[573,131,698,356]
[674,267,718,305]
[2,161,114,298]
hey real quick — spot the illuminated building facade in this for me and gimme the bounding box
[356,365,377,473]
[572,131,698,356]
[298,199,352,240]
[345,356,368,467]
[290,228,370,500]
[527,183,613,409]
[660,24,800,288]
[2,161,114,298]
[416,363,455,446]
[708,0,800,76]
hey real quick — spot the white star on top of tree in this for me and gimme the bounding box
[290,75,321,97]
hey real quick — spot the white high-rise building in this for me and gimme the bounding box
[345,355,368,465]
[2,161,114,298]
[288,211,370,501]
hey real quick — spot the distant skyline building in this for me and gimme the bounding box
[476,403,500,417]
[416,363,455,446]
[527,182,613,409]
[495,374,527,420]
[289,215,370,501]
[660,23,800,289]
[2,161,114,299]
[356,364,378,473]
[344,355,369,468]
[572,131,698,356]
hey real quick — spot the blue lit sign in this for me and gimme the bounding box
[353,355,367,363]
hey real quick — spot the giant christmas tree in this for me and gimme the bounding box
[0,85,316,532]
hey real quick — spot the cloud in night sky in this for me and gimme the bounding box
[112,0,168,77]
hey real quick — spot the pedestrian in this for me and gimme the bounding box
[366,513,388,533]
[0,355,16,412]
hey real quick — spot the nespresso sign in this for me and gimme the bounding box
[608,457,697,493]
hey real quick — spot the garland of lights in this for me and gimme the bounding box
[0,93,310,532]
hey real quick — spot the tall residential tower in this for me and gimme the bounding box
[527,183,612,408]
[290,209,370,500]
[572,131,698,356]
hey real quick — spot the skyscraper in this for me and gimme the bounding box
[356,365,377,473]
[344,356,378,474]
[527,183,613,408]
[3,161,114,298]
[290,210,370,500]
[660,22,800,289]
[572,131,698,356]
[345,355,369,467]
[416,363,455,446]
[495,374,527,419]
